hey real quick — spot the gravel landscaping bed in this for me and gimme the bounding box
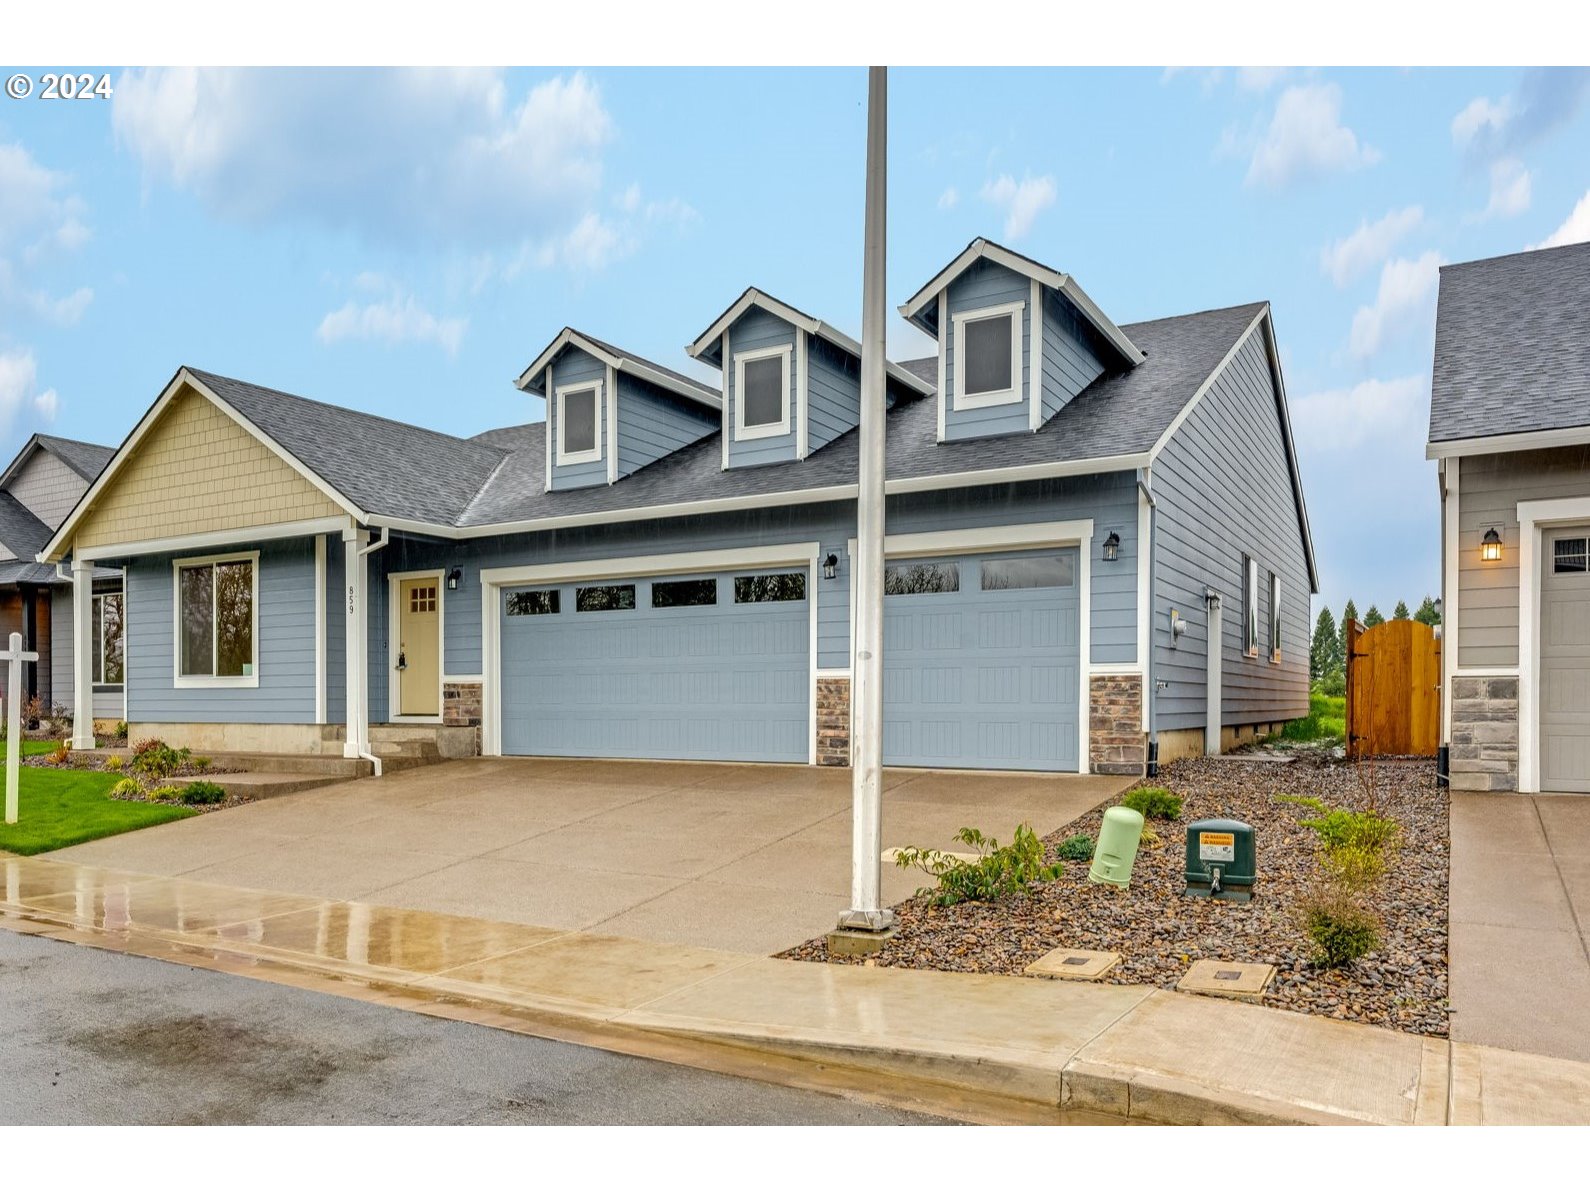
[782,751,1449,1037]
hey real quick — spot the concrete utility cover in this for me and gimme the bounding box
[1025,947,1121,981]
[1176,959,1275,1002]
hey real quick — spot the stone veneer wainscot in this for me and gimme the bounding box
[1089,674,1146,776]
[1449,674,1519,791]
[816,676,851,766]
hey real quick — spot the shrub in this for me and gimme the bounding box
[190,755,212,771]
[178,780,226,805]
[893,824,1064,907]
[1322,842,1387,891]
[104,754,125,771]
[132,738,164,757]
[22,695,46,729]
[114,721,128,740]
[131,743,191,782]
[1054,833,1095,862]
[109,778,143,799]
[47,742,70,766]
[1303,807,1399,855]
[1301,893,1380,968]
[147,785,183,803]
[1122,787,1182,821]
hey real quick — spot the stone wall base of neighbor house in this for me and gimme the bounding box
[816,675,851,766]
[1449,674,1519,792]
[1089,674,1147,776]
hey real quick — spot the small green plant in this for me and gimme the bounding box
[114,721,128,740]
[178,780,226,805]
[190,755,212,771]
[109,777,143,800]
[893,824,1063,907]
[1303,807,1399,854]
[103,754,125,771]
[147,785,183,803]
[1121,786,1182,820]
[1054,833,1094,862]
[1301,893,1381,968]
[1274,793,1328,815]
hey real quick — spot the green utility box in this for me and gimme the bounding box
[1184,818,1255,902]
[1088,806,1145,888]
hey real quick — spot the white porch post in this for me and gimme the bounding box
[70,558,96,749]
[342,527,366,759]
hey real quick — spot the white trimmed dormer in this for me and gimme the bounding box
[517,329,719,491]
[900,238,1145,443]
[687,288,934,470]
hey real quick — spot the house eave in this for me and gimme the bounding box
[518,329,721,412]
[1426,424,1590,461]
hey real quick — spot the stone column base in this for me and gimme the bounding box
[816,675,851,766]
[1090,674,1147,776]
[1450,675,1519,792]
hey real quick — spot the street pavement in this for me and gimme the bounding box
[0,930,949,1126]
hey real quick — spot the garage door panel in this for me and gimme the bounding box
[1542,529,1590,792]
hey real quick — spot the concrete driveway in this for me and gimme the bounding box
[48,759,1128,955]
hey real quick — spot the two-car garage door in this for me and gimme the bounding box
[497,547,1081,771]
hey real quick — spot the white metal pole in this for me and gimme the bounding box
[6,632,22,825]
[837,66,894,935]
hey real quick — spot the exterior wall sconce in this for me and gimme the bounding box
[1481,528,1503,562]
[446,567,463,590]
[1101,531,1120,562]
[822,553,839,580]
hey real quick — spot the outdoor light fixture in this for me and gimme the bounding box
[1102,531,1120,562]
[446,567,462,590]
[823,553,839,580]
[1481,528,1503,562]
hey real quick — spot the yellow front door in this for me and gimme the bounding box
[398,578,440,716]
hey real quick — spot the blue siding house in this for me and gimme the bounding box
[41,237,1316,774]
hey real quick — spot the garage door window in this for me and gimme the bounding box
[980,555,1074,590]
[734,572,806,603]
[652,578,717,608]
[1555,538,1588,573]
[885,562,960,595]
[507,589,559,615]
[576,584,636,612]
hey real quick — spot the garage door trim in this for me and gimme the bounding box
[847,518,1094,773]
[1518,496,1590,793]
[480,541,822,759]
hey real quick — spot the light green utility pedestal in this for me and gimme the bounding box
[1088,806,1145,887]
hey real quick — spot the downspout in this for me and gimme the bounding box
[1137,467,1160,777]
[357,526,390,777]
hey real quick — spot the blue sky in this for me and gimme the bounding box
[2,66,1587,618]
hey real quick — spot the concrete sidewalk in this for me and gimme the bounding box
[5,854,1589,1126]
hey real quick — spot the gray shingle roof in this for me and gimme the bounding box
[35,435,114,482]
[0,491,56,582]
[1429,241,1590,444]
[161,300,1262,533]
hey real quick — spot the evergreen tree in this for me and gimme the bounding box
[1310,608,1341,681]
[1342,598,1359,627]
[1393,600,1411,620]
[1338,599,1359,660]
[1363,604,1385,628]
[1413,595,1442,626]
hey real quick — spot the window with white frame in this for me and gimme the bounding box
[92,591,124,687]
[733,346,791,439]
[952,302,1023,409]
[556,382,602,465]
[1269,571,1282,663]
[1242,555,1260,657]
[175,553,257,684]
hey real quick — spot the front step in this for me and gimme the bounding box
[213,771,348,801]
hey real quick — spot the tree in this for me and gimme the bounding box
[1413,595,1442,627]
[1393,600,1410,620]
[1310,608,1342,682]
[1338,599,1359,661]
[1363,605,1385,628]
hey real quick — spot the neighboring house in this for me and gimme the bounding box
[1428,240,1590,794]
[0,434,118,721]
[40,238,1315,774]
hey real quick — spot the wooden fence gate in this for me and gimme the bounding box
[1345,618,1442,758]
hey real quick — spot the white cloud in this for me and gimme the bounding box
[1451,95,1512,148]
[0,349,60,433]
[937,186,959,210]
[979,174,1056,240]
[0,142,94,325]
[1531,189,1590,250]
[1451,69,1590,164]
[113,68,615,251]
[1245,83,1380,188]
[316,287,467,356]
[1349,252,1442,360]
[1319,206,1423,287]
[1480,158,1532,220]
[1237,67,1288,92]
[1291,374,1427,452]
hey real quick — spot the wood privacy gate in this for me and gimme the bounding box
[1345,619,1441,758]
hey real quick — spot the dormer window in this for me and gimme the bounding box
[734,345,792,440]
[556,382,602,465]
[952,301,1024,409]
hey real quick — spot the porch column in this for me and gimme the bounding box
[70,559,96,749]
[342,527,366,758]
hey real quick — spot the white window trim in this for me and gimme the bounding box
[733,344,793,441]
[1517,495,1590,793]
[951,300,1025,411]
[1269,570,1282,664]
[555,381,603,466]
[171,550,260,689]
[1243,555,1260,658]
[387,568,445,725]
[91,589,125,690]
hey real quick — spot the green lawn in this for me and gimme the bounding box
[0,766,196,856]
[1278,690,1348,743]
[6,740,62,758]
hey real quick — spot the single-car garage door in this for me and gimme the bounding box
[882,548,1081,771]
[1542,528,1590,793]
[499,568,810,762]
